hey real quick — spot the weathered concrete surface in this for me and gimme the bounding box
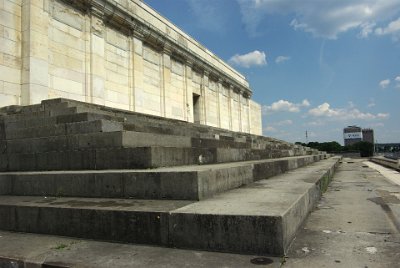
[0,231,283,268]
[0,157,340,256]
[0,196,192,246]
[370,156,400,172]
[0,155,324,200]
[284,158,400,267]
[169,157,340,255]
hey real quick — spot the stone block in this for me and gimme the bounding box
[0,65,21,84]
[0,196,179,246]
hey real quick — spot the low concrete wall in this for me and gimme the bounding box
[370,157,400,171]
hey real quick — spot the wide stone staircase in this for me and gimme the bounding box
[0,98,340,256]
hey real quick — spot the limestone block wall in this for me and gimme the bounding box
[241,97,250,133]
[104,28,130,110]
[48,1,86,102]
[0,0,263,135]
[231,92,241,132]
[138,44,162,116]
[0,0,21,107]
[219,85,230,130]
[206,79,219,128]
[250,100,262,136]
[167,59,185,120]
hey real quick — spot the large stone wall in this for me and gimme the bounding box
[0,0,262,135]
[0,0,21,107]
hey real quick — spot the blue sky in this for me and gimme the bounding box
[145,0,400,144]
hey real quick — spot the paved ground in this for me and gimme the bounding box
[0,158,399,267]
[284,158,400,268]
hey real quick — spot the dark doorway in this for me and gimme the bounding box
[193,93,201,124]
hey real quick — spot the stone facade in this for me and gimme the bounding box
[0,0,262,135]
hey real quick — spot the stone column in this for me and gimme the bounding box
[202,70,209,125]
[244,94,251,133]
[185,59,194,123]
[127,31,134,111]
[216,79,222,128]
[21,0,49,105]
[238,90,243,132]
[161,45,172,117]
[132,31,144,111]
[228,85,234,131]
[89,8,105,105]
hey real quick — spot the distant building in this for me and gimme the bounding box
[343,126,362,146]
[362,128,374,144]
[343,126,374,146]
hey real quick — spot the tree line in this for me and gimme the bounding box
[295,141,374,157]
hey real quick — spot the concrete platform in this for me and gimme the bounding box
[1,158,399,267]
[0,157,340,255]
[169,157,339,255]
[0,231,282,268]
[0,155,325,200]
[284,159,400,267]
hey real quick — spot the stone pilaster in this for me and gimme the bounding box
[228,85,234,131]
[216,79,222,128]
[132,31,144,111]
[202,70,209,125]
[128,31,134,111]
[89,8,105,105]
[161,45,172,117]
[185,59,194,122]
[243,94,250,133]
[238,90,243,132]
[21,0,49,105]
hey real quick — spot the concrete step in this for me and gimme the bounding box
[0,155,325,200]
[0,230,269,268]
[2,112,125,131]
[1,99,318,161]
[0,157,341,255]
[0,142,324,171]
[39,99,305,151]
[0,196,192,246]
[168,156,341,255]
[4,119,123,140]
[4,131,192,154]
[0,147,211,171]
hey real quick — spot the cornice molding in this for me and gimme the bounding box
[61,0,252,95]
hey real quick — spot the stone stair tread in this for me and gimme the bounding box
[171,157,339,216]
[0,157,340,255]
[0,155,326,200]
[0,195,192,212]
[0,154,327,175]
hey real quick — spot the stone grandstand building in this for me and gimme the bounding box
[0,0,262,135]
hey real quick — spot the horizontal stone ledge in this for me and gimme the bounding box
[1,155,326,200]
[0,157,341,255]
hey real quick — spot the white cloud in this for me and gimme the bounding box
[264,126,278,132]
[307,120,325,126]
[275,120,293,126]
[396,76,400,88]
[379,79,391,88]
[237,0,400,39]
[263,99,310,114]
[375,17,400,38]
[275,56,290,64]
[302,99,311,107]
[358,22,377,38]
[229,50,267,68]
[308,102,389,120]
[377,113,390,119]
